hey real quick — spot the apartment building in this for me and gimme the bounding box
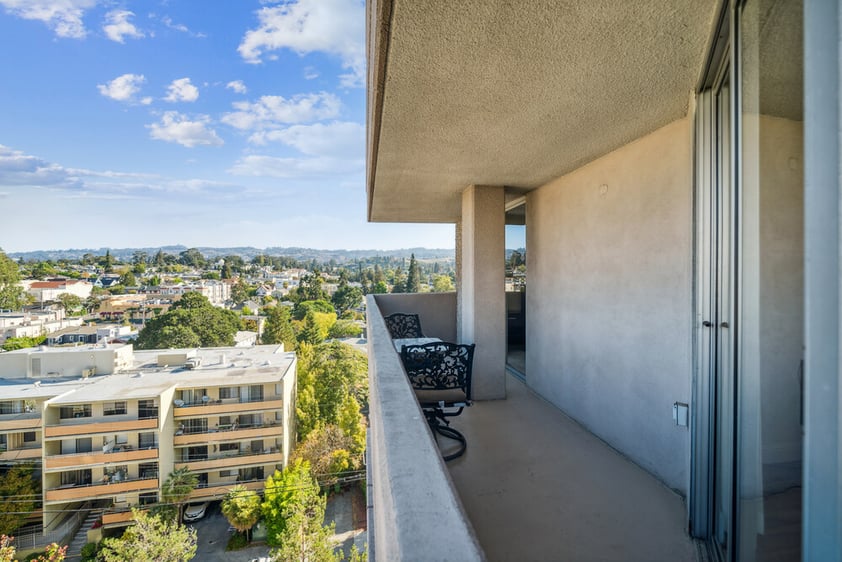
[0,343,295,533]
[365,1,841,560]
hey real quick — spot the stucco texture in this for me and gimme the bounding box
[526,118,693,494]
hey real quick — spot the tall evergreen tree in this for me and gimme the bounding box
[406,253,421,293]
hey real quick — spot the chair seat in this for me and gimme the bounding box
[415,388,468,406]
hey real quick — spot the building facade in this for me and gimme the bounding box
[0,344,295,533]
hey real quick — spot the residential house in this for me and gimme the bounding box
[364,1,839,561]
[25,280,93,303]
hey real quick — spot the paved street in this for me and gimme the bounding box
[192,502,271,562]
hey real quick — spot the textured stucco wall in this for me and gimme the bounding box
[527,118,693,494]
[373,292,457,342]
[459,186,507,400]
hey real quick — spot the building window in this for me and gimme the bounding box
[61,469,91,487]
[138,432,157,449]
[103,402,127,416]
[138,463,158,479]
[59,405,92,419]
[220,443,239,453]
[181,419,207,435]
[219,387,239,400]
[138,399,158,419]
[139,492,158,505]
[219,470,234,477]
[0,401,19,415]
[23,432,36,443]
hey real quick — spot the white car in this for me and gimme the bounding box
[182,501,209,522]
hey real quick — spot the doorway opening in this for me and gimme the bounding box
[505,201,526,377]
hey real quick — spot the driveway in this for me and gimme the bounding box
[191,502,271,562]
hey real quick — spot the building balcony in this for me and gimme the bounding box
[0,445,41,462]
[44,446,158,471]
[173,397,283,418]
[174,449,283,472]
[173,422,281,446]
[366,294,697,561]
[44,417,158,438]
[44,477,159,503]
[0,413,41,431]
[187,478,263,500]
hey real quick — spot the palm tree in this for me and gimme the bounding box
[161,467,198,525]
[221,485,261,541]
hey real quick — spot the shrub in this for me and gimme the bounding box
[80,542,98,561]
[226,532,248,551]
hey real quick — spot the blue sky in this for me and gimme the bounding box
[0,0,457,253]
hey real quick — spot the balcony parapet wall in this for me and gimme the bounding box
[366,294,484,561]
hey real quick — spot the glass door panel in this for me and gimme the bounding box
[737,0,804,559]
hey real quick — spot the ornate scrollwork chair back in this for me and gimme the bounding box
[383,312,425,339]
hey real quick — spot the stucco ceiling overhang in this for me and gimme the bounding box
[367,0,720,223]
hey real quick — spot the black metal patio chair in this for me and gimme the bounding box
[384,312,425,339]
[400,341,476,461]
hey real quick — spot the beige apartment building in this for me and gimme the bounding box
[0,343,295,534]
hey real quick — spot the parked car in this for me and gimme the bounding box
[183,501,209,522]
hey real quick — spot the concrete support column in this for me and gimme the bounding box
[458,185,506,400]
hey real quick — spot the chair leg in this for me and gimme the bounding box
[424,409,467,461]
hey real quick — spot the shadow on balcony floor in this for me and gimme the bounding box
[447,373,699,561]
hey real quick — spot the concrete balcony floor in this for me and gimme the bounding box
[446,373,699,561]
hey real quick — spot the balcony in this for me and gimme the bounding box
[174,449,283,472]
[188,478,263,500]
[173,422,281,446]
[45,477,158,503]
[173,397,283,418]
[366,294,697,560]
[0,413,41,431]
[0,445,41,462]
[45,417,158,438]
[44,446,158,471]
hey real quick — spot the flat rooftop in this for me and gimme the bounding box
[0,345,295,404]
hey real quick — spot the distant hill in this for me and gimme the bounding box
[7,245,456,263]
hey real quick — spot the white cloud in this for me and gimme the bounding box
[147,112,223,147]
[303,66,319,80]
[221,92,340,131]
[0,144,81,188]
[0,0,97,39]
[226,80,248,94]
[160,15,206,38]
[164,78,199,103]
[248,121,364,158]
[228,154,362,178]
[239,0,365,87]
[102,9,143,43]
[97,73,146,102]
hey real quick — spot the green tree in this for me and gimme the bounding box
[231,278,250,306]
[337,394,366,454]
[272,498,337,562]
[178,248,205,269]
[31,261,57,280]
[292,425,357,489]
[2,334,46,351]
[0,464,38,535]
[297,273,327,302]
[160,467,198,524]
[262,306,296,350]
[405,253,421,293]
[84,295,101,314]
[371,281,389,294]
[295,342,368,441]
[331,284,363,316]
[293,300,336,321]
[432,274,454,292]
[0,250,27,311]
[221,263,234,280]
[327,319,363,339]
[98,509,196,562]
[56,293,83,315]
[120,270,137,287]
[297,311,336,346]
[101,250,114,273]
[136,294,239,350]
[221,485,261,540]
[262,459,324,547]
